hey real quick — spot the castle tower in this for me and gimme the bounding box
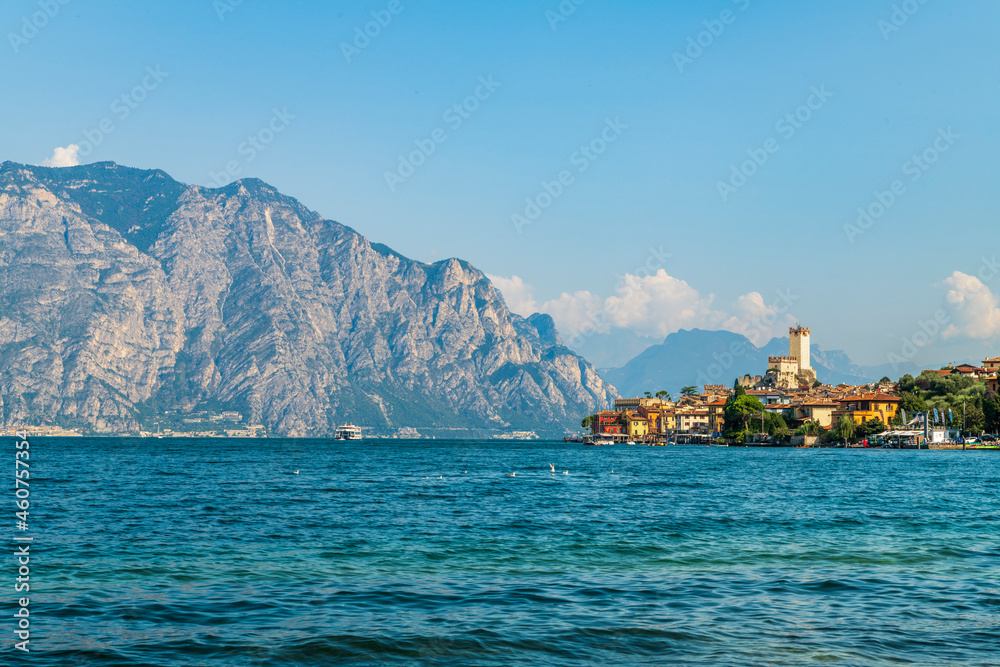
[789,326,811,373]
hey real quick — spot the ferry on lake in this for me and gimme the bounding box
[335,424,363,440]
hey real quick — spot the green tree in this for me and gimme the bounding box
[681,386,698,397]
[763,412,790,441]
[644,391,652,398]
[897,374,916,393]
[965,404,985,434]
[581,415,594,429]
[857,419,886,438]
[795,420,821,436]
[655,390,672,401]
[723,395,766,438]
[897,391,927,415]
[732,379,746,398]
[983,389,1000,433]
[833,415,856,442]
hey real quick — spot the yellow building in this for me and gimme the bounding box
[834,393,899,425]
[792,400,840,428]
[624,412,649,438]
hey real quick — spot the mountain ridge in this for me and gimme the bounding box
[0,161,616,436]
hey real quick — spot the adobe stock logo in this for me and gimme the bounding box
[511,118,627,234]
[716,85,833,202]
[673,0,751,74]
[74,66,170,160]
[843,127,959,244]
[341,0,405,63]
[878,0,931,41]
[888,311,949,372]
[546,0,585,30]
[7,0,72,54]
[207,108,296,187]
[384,76,502,192]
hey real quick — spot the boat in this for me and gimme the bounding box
[334,424,363,440]
[584,438,615,446]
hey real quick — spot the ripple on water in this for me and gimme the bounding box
[17,439,1000,666]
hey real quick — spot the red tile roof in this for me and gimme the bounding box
[838,393,899,403]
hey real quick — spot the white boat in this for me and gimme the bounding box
[335,424,362,440]
[584,437,615,446]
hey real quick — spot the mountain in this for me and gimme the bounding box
[0,161,616,437]
[604,329,922,398]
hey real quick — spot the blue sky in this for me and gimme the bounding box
[2,0,999,370]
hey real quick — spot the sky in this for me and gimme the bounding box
[2,0,999,371]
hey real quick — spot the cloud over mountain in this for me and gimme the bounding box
[491,270,797,351]
[41,144,81,167]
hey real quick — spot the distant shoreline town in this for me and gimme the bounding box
[7,326,997,446]
[583,326,1000,449]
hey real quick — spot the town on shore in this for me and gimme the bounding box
[582,327,1000,449]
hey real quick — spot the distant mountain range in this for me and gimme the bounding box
[0,161,616,437]
[604,329,924,398]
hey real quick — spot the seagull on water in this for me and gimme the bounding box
[508,472,516,477]
[549,463,555,473]
[293,470,299,475]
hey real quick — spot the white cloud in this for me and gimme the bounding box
[602,270,716,338]
[942,271,1000,339]
[719,291,797,346]
[41,144,81,168]
[487,274,538,316]
[490,270,795,346]
[539,290,608,335]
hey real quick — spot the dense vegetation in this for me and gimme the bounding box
[894,371,1000,434]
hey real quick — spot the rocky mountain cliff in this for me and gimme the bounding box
[0,161,616,436]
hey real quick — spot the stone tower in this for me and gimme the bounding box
[789,326,811,373]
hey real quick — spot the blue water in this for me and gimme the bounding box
[14,439,1000,665]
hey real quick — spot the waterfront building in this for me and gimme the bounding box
[833,393,899,426]
[591,411,625,436]
[636,405,665,434]
[791,400,839,428]
[706,400,727,433]
[674,406,710,433]
[624,412,649,438]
